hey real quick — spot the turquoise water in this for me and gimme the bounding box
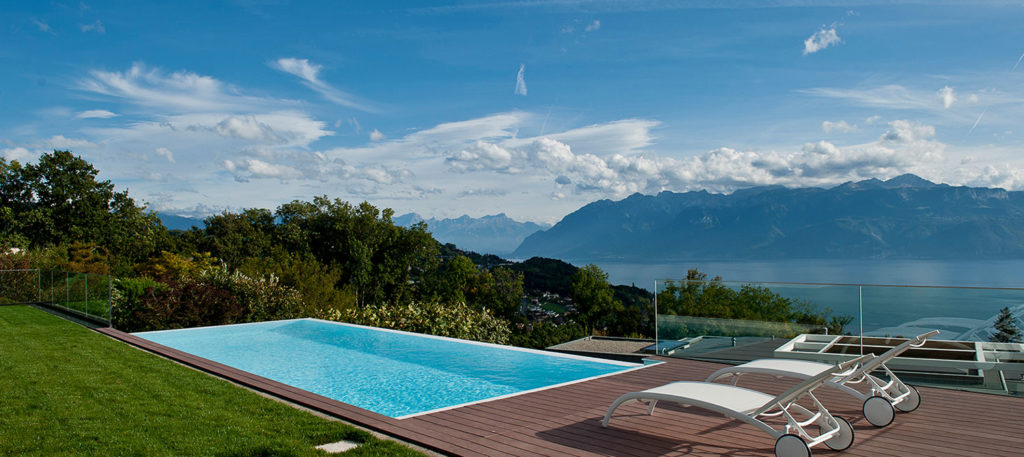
[134,319,639,418]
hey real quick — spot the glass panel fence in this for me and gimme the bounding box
[654,278,1024,396]
[0,269,39,304]
[1,269,111,325]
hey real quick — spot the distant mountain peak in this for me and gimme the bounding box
[882,173,939,189]
[835,174,938,191]
[394,212,548,255]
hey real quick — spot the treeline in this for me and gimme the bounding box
[658,270,852,337]
[0,151,644,347]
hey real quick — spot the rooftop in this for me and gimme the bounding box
[103,327,1024,457]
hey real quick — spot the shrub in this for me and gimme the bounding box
[510,321,587,349]
[238,254,357,316]
[333,302,511,345]
[112,268,307,332]
[200,269,305,322]
[110,277,167,330]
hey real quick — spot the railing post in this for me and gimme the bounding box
[37,268,41,303]
[85,273,89,317]
[66,271,69,311]
[654,279,659,355]
[859,285,864,356]
[108,274,113,327]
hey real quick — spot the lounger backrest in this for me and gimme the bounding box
[753,353,874,416]
[858,329,940,373]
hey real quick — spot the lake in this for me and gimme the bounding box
[576,259,1024,341]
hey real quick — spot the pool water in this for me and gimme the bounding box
[133,319,642,418]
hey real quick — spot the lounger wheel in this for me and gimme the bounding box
[821,416,855,451]
[775,434,811,457]
[894,384,921,412]
[863,395,895,427]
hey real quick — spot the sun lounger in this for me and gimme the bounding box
[603,354,872,457]
[705,330,939,427]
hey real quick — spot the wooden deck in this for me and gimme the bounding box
[97,327,1024,456]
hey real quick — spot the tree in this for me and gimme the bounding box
[570,264,623,333]
[441,255,478,304]
[991,307,1022,343]
[197,208,275,270]
[274,197,438,306]
[1,151,167,271]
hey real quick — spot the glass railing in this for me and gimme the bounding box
[654,279,1024,396]
[1,269,112,325]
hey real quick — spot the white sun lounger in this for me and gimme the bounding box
[705,330,939,427]
[603,354,872,457]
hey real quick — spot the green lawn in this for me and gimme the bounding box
[0,305,423,457]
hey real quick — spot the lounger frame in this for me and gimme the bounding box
[603,354,872,455]
[706,330,938,414]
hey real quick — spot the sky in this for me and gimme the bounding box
[3,1,1024,224]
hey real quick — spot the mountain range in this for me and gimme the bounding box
[156,213,205,231]
[513,174,1024,261]
[394,213,550,256]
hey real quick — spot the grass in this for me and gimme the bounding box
[0,305,424,457]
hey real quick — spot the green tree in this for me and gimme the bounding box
[1,151,167,271]
[570,264,623,333]
[441,255,478,304]
[991,307,1022,343]
[486,267,525,317]
[197,209,275,270]
[274,197,438,306]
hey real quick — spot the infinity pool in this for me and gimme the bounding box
[134,319,644,418]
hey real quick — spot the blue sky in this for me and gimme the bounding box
[3,1,1024,223]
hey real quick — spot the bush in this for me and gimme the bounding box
[238,254,357,316]
[112,268,307,332]
[510,321,587,349]
[333,302,511,345]
[200,269,305,322]
[110,277,167,330]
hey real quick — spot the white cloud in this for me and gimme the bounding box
[584,20,601,32]
[800,84,964,113]
[155,147,175,163]
[937,86,957,109]
[880,119,935,143]
[544,119,659,156]
[514,64,527,96]
[224,158,303,181]
[865,115,881,125]
[44,135,96,150]
[79,62,276,113]
[967,93,980,104]
[803,26,840,55]
[75,109,118,119]
[173,112,331,148]
[273,58,375,112]
[80,20,105,34]
[822,120,858,133]
[32,19,54,35]
[369,129,386,141]
[214,115,283,143]
[1,147,34,162]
